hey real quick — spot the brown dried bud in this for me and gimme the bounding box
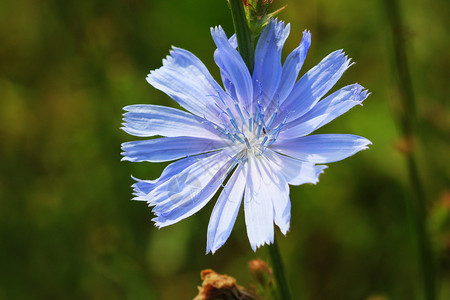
[248,259,273,288]
[194,269,257,300]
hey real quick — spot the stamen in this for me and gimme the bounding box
[230,118,240,132]
[260,136,268,147]
[268,114,289,142]
[256,123,263,140]
[266,114,276,130]
[202,116,230,139]
[207,94,226,106]
[259,112,265,126]
[254,109,260,126]
[235,103,246,124]
[233,134,245,144]
[226,108,241,132]
[227,133,236,143]
[218,127,232,137]
[244,137,251,149]
[265,138,277,148]
[259,147,267,156]
[217,109,230,127]
[266,97,280,130]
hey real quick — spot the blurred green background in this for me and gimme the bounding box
[0,0,449,299]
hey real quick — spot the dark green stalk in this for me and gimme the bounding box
[382,0,436,299]
[228,0,255,73]
[267,237,292,300]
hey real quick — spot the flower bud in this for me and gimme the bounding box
[249,259,273,288]
[243,0,287,41]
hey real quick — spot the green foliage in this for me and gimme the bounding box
[243,0,287,43]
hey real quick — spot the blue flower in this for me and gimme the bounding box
[121,19,371,253]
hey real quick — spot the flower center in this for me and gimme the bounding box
[204,93,289,159]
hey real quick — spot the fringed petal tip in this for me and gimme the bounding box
[301,30,311,47]
[120,156,132,162]
[349,83,369,99]
[206,243,221,255]
[278,223,290,236]
[302,29,311,36]
[152,218,164,229]
[210,25,225,37]
[350,138,372,156]
[129,176,150,201]
[332,49,353,67]
[251,237,275,252]
[309,165,328,185]
[362,138,373,149]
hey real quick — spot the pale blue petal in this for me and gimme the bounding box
[280,84,369,138]
[272,134,372,163]
[244,155,274,251]
[130,153,214,200]
[121,137,229,162]
[264,149,327,186]
[211,26,253,108]
[253,20,290,105]
[146,47,229,124]
[214,34,238,100]
[131,178,153,200]
[228,33,238,48]
[281,50,352,121]
[256,154,291,234]
[271,177,290,235]
[206,165,245,254]
[149,150,235,227]
[277,30,311,102]
[122,104,222,139]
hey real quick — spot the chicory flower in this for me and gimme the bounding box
[122,19,371,253]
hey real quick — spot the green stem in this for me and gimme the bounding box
[228,0,254,73]
[382,0,436,299]
[268,237,292,300]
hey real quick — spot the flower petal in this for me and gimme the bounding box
[121,137,229,162]
[280,84,369,138]
[146,47,228,124]
[256,154,292,235]
[281,50,353,121]
[130,153,214,201]
[214,34,238,100]
[253,20,290,106]
[244,155,274,251]
[277,30,311,102]
[211,26,253,109]
[206,165,245,254]
[271,176,290,235]
[149,150,235,227]
[272,134,371,163]
[264,149,327,186]
[122,104,222,139]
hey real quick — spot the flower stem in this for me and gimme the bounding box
[383,0,436,299]
[268,237,292,300]
[228,0,254,73]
